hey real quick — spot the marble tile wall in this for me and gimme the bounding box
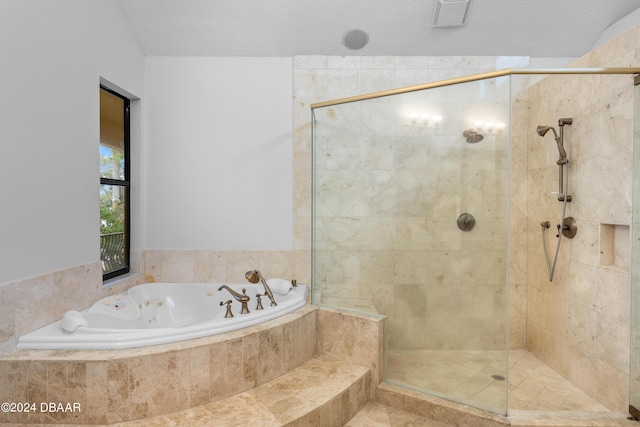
[298,55,529,352]
[524,26,640,412]
[142,249,308,286]
[316,306,385,398]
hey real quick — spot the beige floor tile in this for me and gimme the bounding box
[345,402,454,427]
[385,350,607,412]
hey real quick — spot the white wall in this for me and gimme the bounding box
[0,0,144,284]
[144,57,293,250]
[593,7,640,50]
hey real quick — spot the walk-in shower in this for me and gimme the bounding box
[311,67,640,419]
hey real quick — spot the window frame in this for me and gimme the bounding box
[100,85,131,281]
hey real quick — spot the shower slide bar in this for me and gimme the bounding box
[310,67,640,109]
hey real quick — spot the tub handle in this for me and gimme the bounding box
[220,300,234,318]
[255,293,266,310]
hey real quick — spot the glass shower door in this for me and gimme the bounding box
[312,75,511,415]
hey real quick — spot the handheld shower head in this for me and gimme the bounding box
[536,124,567,164]
[245,269,261,283]
[245,269,278,306]
[536,125,556,138]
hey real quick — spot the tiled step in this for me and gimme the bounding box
[346,402,454,426]
[113,354,370,427]
[375,383,510,427]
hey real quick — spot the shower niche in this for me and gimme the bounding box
[312,68,640,417]
[600,223,630,271]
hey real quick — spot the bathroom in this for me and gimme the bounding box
[2,0,640,425]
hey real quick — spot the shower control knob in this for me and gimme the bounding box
[561,217,577,239]
[456,213,475,232]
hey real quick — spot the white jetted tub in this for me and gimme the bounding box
[17,281,307,350]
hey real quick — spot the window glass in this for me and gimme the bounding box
[100,184,127,275]
[100,86,130,280]
[100,89,125,180]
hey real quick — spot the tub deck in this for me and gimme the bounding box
[17,282,307,350]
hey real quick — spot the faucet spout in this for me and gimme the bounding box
[218,285,250,314]
[245,269,277,306]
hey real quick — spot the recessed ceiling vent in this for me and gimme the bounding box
[432,0,472,27]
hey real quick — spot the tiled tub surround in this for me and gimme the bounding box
[0,305,317,425]
[0,261,144,357]
[0,249,308,356]
[142,249,311,287]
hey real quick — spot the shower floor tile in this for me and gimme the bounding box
[385,349,609,412]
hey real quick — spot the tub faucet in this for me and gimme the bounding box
[245,269,277,306]
[218,285,250,314]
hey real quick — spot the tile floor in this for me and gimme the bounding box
[346,402,453,427]
[19,350,608,426]
[385,349,609,414]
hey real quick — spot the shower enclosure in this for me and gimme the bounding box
[311,68,640,417]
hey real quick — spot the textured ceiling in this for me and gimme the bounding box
[116,0,640,58]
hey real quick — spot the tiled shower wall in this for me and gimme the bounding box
[523,27,640,412]
[297,55,529,351]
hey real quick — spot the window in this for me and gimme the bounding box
[100,86,130,280]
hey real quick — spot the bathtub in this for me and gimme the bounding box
[17,281,308,350]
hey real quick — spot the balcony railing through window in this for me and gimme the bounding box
[100,231,126,274]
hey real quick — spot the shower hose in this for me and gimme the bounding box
[541,163,570,282]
